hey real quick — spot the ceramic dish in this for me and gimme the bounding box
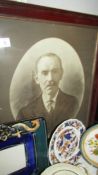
[54,126,80,162]
[77,155,97,175]
[41,163,87,175]
[80,124,98,168]
[55,119,86,137]
[49,119,85,165]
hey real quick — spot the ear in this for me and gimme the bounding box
[34,74,39,84]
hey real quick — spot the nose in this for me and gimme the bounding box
[47,72,53,81]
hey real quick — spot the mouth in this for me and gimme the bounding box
[48,84,54,86]
[45,85,57,96]
[46,85,55,89]
[47,83,56,87]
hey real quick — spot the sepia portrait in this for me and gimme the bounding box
[10,37,85,135]
[0,3,98,137]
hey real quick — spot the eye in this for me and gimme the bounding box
[52,69,58,73]
[42,71,48,75]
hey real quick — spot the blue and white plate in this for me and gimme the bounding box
[54,126,80,162]
[49,119,85,165]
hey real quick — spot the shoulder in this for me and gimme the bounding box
[17,94,42,119]
[57,89,79,115]
[58,89,77,101]
[57,89,79,107]
[23,94,42,110]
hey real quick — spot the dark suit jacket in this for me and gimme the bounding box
[17,90,78,136]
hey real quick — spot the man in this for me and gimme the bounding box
[17,53,78,137]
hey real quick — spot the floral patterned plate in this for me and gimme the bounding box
[49,119,85,165]
[41,163,87,175]
[54,126,80,162]
[55,119,86,137]
[80,124,98,168]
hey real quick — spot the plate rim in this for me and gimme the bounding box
[41,163,87,175]
[80,124,98,168]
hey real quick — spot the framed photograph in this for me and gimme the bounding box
[0,0,98,136]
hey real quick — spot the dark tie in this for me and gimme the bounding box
[47,100,54,113]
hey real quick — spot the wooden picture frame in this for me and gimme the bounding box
[0,0,98,135]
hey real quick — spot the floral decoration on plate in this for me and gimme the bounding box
[55,119,86,137]
[80,124,98,168]
[49,119,85,165]
[54,126,80,162]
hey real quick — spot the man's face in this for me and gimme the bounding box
[35,55,63,97]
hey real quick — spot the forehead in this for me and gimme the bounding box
[37,56,61,70]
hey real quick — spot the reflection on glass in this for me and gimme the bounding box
[0,38,11,48]
[0,144,26,175]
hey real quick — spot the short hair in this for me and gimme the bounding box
[35,52,63,73]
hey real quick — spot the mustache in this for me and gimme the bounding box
[46,81,57,86]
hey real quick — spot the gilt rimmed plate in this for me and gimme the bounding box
[80,124,98,168]
[54,126,80,162]
[41,163,87,175]
[49,119,85,165]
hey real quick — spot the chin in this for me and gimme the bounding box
[47,90,56,97]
